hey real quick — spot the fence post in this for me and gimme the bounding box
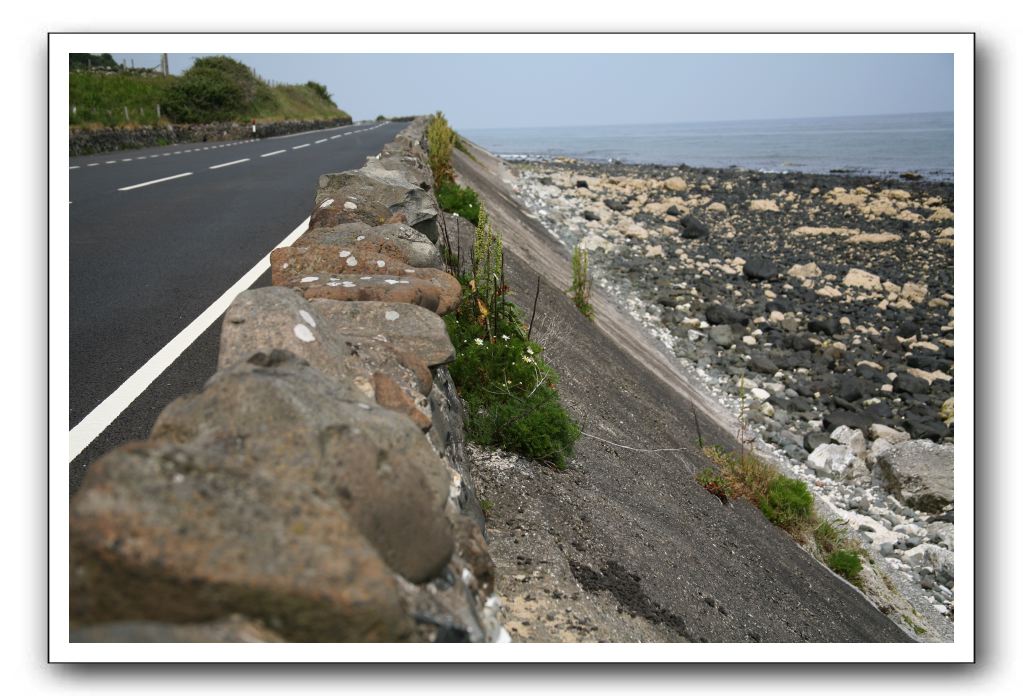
[156,104,161,119]
[124,105,130,121]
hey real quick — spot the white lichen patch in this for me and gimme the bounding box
[376,259,386,268]
[298,310,316,327]
[340,250,351,258]
[300,276,318,283]
[344,201,358,210]
[346,256,358,267]
[356,235,366,241]
[384,310,400,321]
[293,324,315,342]
[318,198,334,209]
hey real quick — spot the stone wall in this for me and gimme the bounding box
[69,116,354,156]
[69,117,508,643]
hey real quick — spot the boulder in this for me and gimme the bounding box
[71,436,413,641]
[875,440,954,512]
[286,269,461,315]
[220,289,433,427]
[679,214,710,239]
[804,431,831,453]
[894,373,930,395]
[830,424,867,458]
[361,154,432,191]
[807,443,864,479]
[311,300,455,366]
[296,222,443,269]
[742,256,780,280]
[311,170,439,242]
[842,268,883,292]
[869,423,911,443]
[705,303,749,326]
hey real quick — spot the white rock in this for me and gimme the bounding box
[749,199,780,212]
[869,423,911,443]
[788,262,822,280]
[741,335,757,346]
[842,268,883,292]
[808,444,860,478]
[749,387,771,402]
[830,425,867,458]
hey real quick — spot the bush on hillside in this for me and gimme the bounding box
[305,81,335,106]
[163,56,274,123]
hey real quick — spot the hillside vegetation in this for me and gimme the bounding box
[70,55,349,128]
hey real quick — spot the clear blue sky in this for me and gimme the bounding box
[110,53,953,130]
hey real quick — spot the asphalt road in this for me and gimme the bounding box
[68,120,405,492]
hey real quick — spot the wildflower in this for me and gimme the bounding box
[501,334,510,341]
[526,346,535,355]
[523,356,534,364]
[474,337,484,346]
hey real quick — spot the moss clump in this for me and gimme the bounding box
[759,477,814,531]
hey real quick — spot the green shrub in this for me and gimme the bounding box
[304,81,334,105]
[164,55,274,123]
[427,112,456,188]
[570,245,594,320]
[436,180,481,224]
[444,202,580,469]
[813,520,845,555]
[827,550,863,584]
[758,477,813,530]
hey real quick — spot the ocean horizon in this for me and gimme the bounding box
[462,111,953,181]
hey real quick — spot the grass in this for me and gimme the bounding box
[570,245,594,320]
[435,180,481,225]
[69,56,349,128]
[699,444,866,587]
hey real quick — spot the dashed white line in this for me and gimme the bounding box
[149,155,159,159]
[121,158,133,162]
[315,138,327,144]
[117,171,193,191]
[69,165,80,170]
[261,149,287,158]
[105,161,116,165]
[209,158,250,170]
[292,143,310,150]
[68,214,312,462]
[330,135,341,139]
[87,163,100,167]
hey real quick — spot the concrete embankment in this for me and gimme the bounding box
[450,140,913,642]
[69,117,504,643]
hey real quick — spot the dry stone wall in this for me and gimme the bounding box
[69,117,507,643]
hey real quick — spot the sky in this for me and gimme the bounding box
[110,53,953,130]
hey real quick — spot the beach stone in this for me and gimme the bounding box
[788,262,823,280]
[869,423,911,443]
[902,543,954,583]
[679,214,710,238]
[808,317,840,336]
[901,281,929,304]
[296,222,443,269]
[71,437,413,641]
[830,425,867,458]
[290,270,461,315]
[705,304,748,326]
[310,300,455,366]
[807,444,862,479]
[150,353,453,581]
[823,409,874,434]
[604,198,627,212]
[709,324,734,347]
[749,353,778,374]
[311,170,439,242]
[842,268,883,292]
[804,432,831,453]
[743,256,780,280]
[71,616,284,643]
[894,373,930,395]
[876,440,954,512]
[749,199,780,212]
[663,176,688,192]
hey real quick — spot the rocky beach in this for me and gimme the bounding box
[509,159,956,626]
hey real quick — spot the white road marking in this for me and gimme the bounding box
[315,138,327,144]
[104,161,116,164]
[87,163,99,167]
[261,149,286,158]
[163,153,170,156]
[209,158,250,170]
[117,171,193,191]
[121,158,132,162]
[69,165,80,170]
[149,155,159,159]
[292,143,310,150]
[343,132,351,136]
[68,215,313,462]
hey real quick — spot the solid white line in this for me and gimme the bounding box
[209,158,250,170]
[315,138,327,144]
[69,165,80,170]
[292,143,310,150]
[117,171,193,191]
[68,215,312,462]
[261,149,286,157]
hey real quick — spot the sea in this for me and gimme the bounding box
[462,112,953,182]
